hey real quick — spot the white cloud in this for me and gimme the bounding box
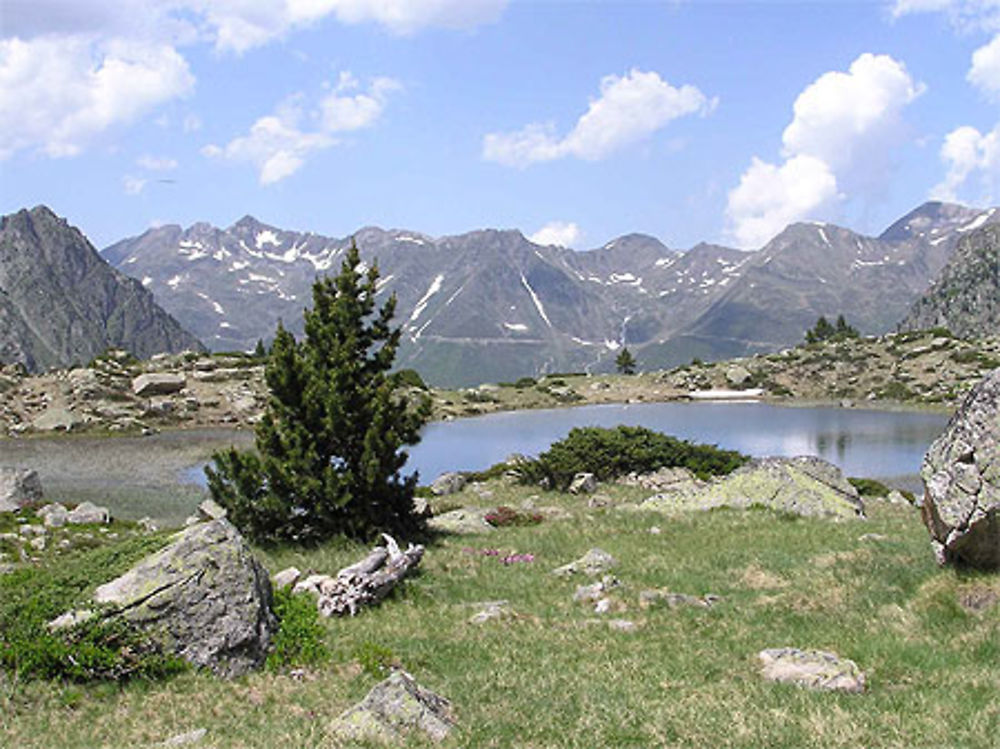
[483,69,715,168]
[725,53,921,248]
[137,154,178,171]
[931,124,1000,202]
[529,221,582,248]
[0,35,194,159]
[123,175,148,195]
[891,0,1000,30]
[969,33,1000,98]
[203,73,399,184]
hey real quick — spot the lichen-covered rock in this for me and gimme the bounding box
[430,472,466,496]
[91,518,275,677]
[552,547,617,577]
[568,472,598,495]
[0,468,43,512]
[67,501,110,525]
[329,670,455,743]
[758,648,866,693]
[640,456,864,519]
[427,507,495,534]
[920,368,1000,569]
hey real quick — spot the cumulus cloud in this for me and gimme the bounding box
[891,0,1000,30]
[123,175,148,195]
[528,221,582,248]
[930,124,1000,202]
[725,53,922,249]
[969,33,1000,98]
[137,154,178,171]
[0,35,194,159]
[203,74,399,184]
[483,69,716,168]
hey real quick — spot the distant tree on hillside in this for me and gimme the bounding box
[616,346,637,375]
[805,314,859,344]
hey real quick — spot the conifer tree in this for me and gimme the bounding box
[615,346,637,375]
[206,242,430,544]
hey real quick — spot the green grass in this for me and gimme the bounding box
[2,480,998,748]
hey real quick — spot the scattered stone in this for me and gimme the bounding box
[649,526,662,535]
[293,574,334,597]
[638,590,722,610]
[197,498,227,521]
[31,407,84,432]
[858,533,889,543]
[132,372,186,397]
[573,576,621,603]
[329,670,455,744]
[920,368,1000,569]
[29,536,45,551]
[618,466,703,493]
[89,518,276,677]
[427,507,495,534]
[430,472,467,496]
[552,547,617,577]
[607,619,637,632]
[640,456,864,520]
[138,516,159,533]
[19,523,45,537]
[0,467,43,512]
[568,472,598,495]
[587,493,613,508]
[67,501,110,525]
[47,609,96,632]
[758,648,865,693]
[156,728,208,747]
[272,566,302,590]
[468,600,514,624]
[958,587,999,613]
[38,502,68,527]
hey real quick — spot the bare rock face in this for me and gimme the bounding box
[92,518,276,677]
[0,467,43,512]
[920,369,1000,569]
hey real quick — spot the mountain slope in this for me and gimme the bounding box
[899,221,1000,338]
[102,202,998,386]
[0,207,203,371]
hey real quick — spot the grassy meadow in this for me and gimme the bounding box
[2,477,998,748]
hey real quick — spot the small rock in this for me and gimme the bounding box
[67,501,110,525]
[19,523,46,537]
[573,576,621,603]
[468,600,513,624]
[593,598,613,614]
[329,670,455,743]
[47,609,96,632]
[552,548,617,577]
[156,728,208,747]
[39,503,68,527]
[272,566,302,590]
[568,473,598,495]
[607,619,637,632]
[638,590,721,610]
[858,533,889,543]
[649,526,662,535]
[29,536,45,551]
[138,516,159,533]
[587,493,613,508]
[427,508,495,535]
[758,648,865,693]
[726,364,752,387]
[197,498,227,521]
[293,574,334,597]
[132,373,186,397]
[0,467,43,512]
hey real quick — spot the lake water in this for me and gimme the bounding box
[408,402,949,492]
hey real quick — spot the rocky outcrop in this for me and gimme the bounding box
[552,548,617,577]
[430,471,466,496]
[427,507,496,534]
[329,670,455,743]
[91,518,275,677]
[640,456,864,519]
[920,368,1000,569]
[0,467,42,512]
[132,373,186,397]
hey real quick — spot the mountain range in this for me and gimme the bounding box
[102,201,999,386]
[0,207,202,372]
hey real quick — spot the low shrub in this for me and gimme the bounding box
[266,588,327,671]
[518,425,749,491]
[484,506,543,527]
[848,477,891,498]
[392,368,428,391]
[353,641,397,678]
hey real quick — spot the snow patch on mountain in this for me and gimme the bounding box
[410,274,444,322]
[504,322,528,332]
[255,230,279,248]
[520,272,552,328]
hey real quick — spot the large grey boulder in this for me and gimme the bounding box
[0,468,43,512]
[329,670,455,743]
[92,518,275,677]
[640,456,864,520]
[132,372,186,397]
[427,507,495,534]
[920,369,1000,569]
[430,472,466,496]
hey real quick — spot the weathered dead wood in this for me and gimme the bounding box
[317,534,425,617]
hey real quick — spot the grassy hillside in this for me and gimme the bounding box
[3,478,998,748]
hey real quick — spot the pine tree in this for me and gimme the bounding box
[206,242,431,544]
[615,346,637,375]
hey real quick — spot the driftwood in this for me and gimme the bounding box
[317,534,424,617]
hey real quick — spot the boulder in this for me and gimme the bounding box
[91,518,276,677]
[726,364,753,387]
[568,472,598,495]
[37,502,68,527]
[67,501,110,525]
[430,472,466,496]
[640,456,864,520]
[31,407,84,432]
[758,648,866,693]
[427,507,495,534]
[132,373,186,397]
[272,566,302,590]
[0,468,43,512]
[552,548,617,577]
[920,369,1000,569]
[329,670,455,743]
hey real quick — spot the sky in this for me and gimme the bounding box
[1,0,999,252]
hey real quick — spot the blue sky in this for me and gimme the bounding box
[2,1,998,251]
